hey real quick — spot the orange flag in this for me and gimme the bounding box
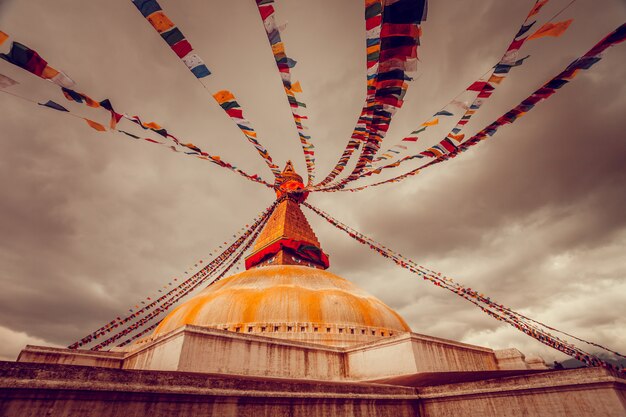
[528,0,549,18]
[213,90,235,104]
[84,118,106,132]
[0,31,9,46]
[448,133,465,142]
[147,11,175,33]
[144,121,161,130]
[488,74,505,85]
[41,65,60,80]
[421,118,439,127]
[528,19,573,41]
[291,81,302,93]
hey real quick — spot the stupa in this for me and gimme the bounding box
[1,164,624,416]
[146,161,410,348]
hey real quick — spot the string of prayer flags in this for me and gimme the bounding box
[0,73,18,89]
[0,38,75,88]
[254,0,316,185]
[213,90,281,177]
[88,199,280,351]
[304,202,624,373]
[457,23,626,153]
[363,0,552,176]
[130,0,211,79]
[528,19,573,41]
[335,23,626,194]
[69,199,281,350]
[4,85,273,188]
[312,0,428,191]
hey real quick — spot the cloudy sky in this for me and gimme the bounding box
[0,0,624,364]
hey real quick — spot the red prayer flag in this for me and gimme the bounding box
[366,15,382,31]
[25,52,47,77]
[467,81,491,91]
[258,5,274,21]
[380,23,420,38]
[225,108,244,119]
[171,40,193,58]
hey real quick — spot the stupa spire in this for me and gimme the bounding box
[244,162,329,270]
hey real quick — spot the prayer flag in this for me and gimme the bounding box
[84,118,106,132]
[62,87,84,103]
[132,0,161,17]
[435,110,453,116]
[39,100,68,112]
[528,19,573,41]
[0,31,8,46]
[161,27,184,46]
[488,74,505,85]
[448,133,465,142]
[528,0,549,18]
[290,81,302,93]
[147,11,174,33]
[213,90,235,104]
[421,118,439,127]
[515,22,536,39]
[119,130,140,139]
[0,73,17,89]
[171,40,193,58]
[190,64,210,78]
[467,81,493,91]
[41,66,59,80]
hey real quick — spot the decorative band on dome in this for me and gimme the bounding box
[245,238,329,269]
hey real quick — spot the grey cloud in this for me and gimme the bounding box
[0,0,624,365]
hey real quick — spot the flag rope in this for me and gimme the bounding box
[66,197,281,350]
[302,202,624,373]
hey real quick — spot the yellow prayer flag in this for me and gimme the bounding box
[291,81,302,93]
[488,74,505,85]
[41,65,60,80]
[421,118,439,127]
[213,90,235,104]
[242,130,257,138]
[271,42,285,56]
[84,118,106,132]
[528,19,573,41]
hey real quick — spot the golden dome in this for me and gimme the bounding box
[152,265,411,347]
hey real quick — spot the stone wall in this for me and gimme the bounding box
[418,367,626,417]
[346,333,500,380]
[18,328,541,382]
[0,361,419,417]
[2,361,624,417]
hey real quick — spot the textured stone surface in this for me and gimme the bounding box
[418,367,626,417]
[19,328,541,381]
[2,361,624,416]
[0,361,420,417]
